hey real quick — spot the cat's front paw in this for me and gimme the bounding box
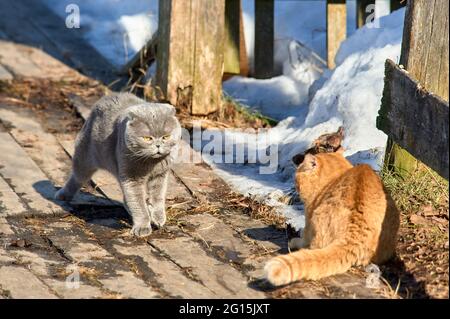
[130,223,152,237]
[54,188,73,201]
[150,207,166,229]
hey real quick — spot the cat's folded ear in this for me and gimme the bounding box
[126,114,137,126]
[164,103,177,116]
[298,153,317,172]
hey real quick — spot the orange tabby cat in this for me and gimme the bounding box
[265,151,399,285]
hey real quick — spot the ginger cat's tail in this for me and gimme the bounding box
[265,238,368,286]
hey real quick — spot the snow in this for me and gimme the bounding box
[205,8,406,229]
[44,0,159,67]
[42,0,406,230]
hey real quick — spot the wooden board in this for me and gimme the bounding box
[254,0,274,79]
[0,64,12,81]
[356,0,375,28]
[224,0,241,75]
[400,0,449,101]
[156,0,225,115]
[327,0,347,69]
[384,0,449,176]
[0,132,62,215]
[377,60,449,180]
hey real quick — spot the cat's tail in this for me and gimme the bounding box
[264,238,369,286]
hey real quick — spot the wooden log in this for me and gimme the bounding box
[156,0,225,115]
[326,0,347,69]
[383,0,449,177]
[377,60,449,180]
[254,0,274,79]
[356,0,375,28]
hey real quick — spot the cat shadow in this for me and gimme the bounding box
[380,255,430,299]
[243,226,289,254]
[32,180,131,230]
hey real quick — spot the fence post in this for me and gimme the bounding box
[254,0,274,79]
[356,0,375,28]
[327,0,347,69]
[223,0,248,78]
[156,0,225,115]
[383,0,449,177]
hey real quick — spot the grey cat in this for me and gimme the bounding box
[56,93,181,237]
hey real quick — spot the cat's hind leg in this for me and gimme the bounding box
[55,147,96,201]
[147,172,168,228]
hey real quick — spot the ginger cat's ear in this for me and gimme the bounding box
[336,146,345,154]
[292,153,305,167]
[298,153,317,172]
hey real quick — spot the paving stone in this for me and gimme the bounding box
[0,176,27,215]
[0,40,45,78]
[0,217,14,235]
[47,233,113,263]
[0,266,57,298]
[178,213,268,279]
[44,279,105,299]
[0,38,79,81]
[0,132,62,215]
[0,246,15,264]
[0,64,12,81]
[172,142,218,201]
[114,241,214,298]
[150,234,265,298]
[101,270,159,299]
[221,212,287,253]
[0,106,112,206]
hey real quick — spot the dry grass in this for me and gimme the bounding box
[223,192,286,229]
[381,163,449,299]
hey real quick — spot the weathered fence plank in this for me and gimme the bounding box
[377,60,449,180]
[356,0,375,28]
[327,0,347,69]
[224,0,241,75]
[382,0,449,177]
[223,0,248,78]
[156,0,225,115]
[254,0,274,79]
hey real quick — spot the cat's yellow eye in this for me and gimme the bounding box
[142,136,154,142]
[162,135,171,141]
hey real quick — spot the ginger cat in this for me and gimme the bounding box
[265,151,399,286]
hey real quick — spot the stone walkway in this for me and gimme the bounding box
[0,0,390,299]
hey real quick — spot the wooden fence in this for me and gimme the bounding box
[127,0,406,115]
[377,0,449,180]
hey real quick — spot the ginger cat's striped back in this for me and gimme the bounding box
[265,152,399,285]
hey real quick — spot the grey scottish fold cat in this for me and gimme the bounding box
[56,93,181,237]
